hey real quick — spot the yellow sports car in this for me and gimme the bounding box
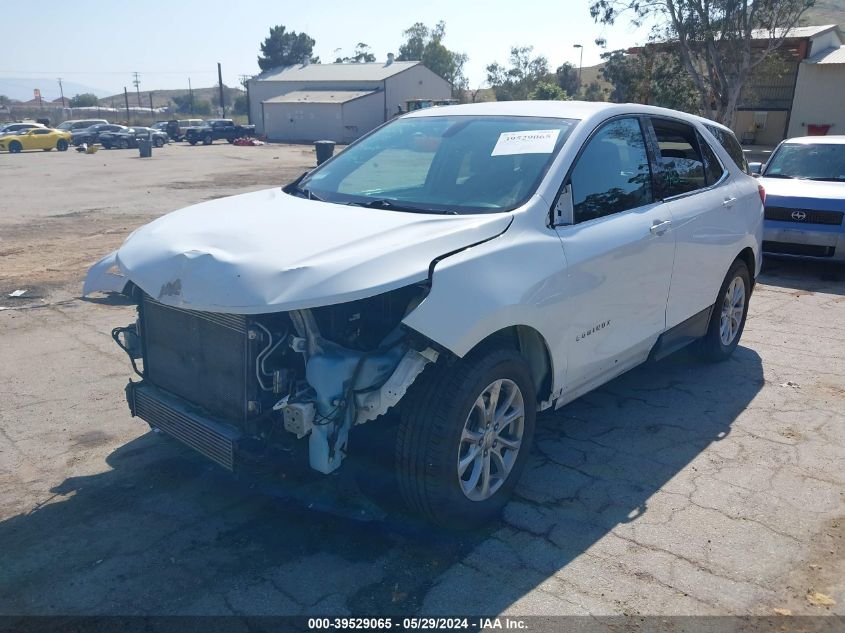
[0,128,72,153]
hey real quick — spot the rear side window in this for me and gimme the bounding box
[705,124,749,174]
[697,131,725,185]
[651,118,706,197]
[570,117,653,223]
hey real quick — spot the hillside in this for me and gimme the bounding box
[99,85,245,110]
[804,0,845,28]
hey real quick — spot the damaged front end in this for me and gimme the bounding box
[116,282,438,475]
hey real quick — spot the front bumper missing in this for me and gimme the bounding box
[126,381,242,471]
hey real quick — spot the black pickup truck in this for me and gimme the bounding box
[184,119,256,145]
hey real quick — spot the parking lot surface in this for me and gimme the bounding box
[0,144,843,617]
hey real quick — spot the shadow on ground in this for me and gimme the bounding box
[0,345,763,616]
[760,257,845,295]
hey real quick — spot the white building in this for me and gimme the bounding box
[247,59,452,143]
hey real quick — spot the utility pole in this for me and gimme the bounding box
[217,62,225,117]
[573,44,584,85]
[149,92,155,119]
[57,77,65,107]
[133,71,142,106]
[239,74,251,123]
[123,87,131,124]
[188,77,194,116]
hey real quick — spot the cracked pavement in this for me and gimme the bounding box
[0,146,843,617]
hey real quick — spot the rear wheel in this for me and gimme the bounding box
[8,141,22,153]
[395,347,536,529]
[698,259,751,362]
[57,139,68,151]
[154,137,164,148]
[189,139,197,146]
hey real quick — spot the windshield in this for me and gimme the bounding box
[298,115,577,214]
[765,142,845,182]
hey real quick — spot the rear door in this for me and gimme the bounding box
[554,116,675,391]
[645,117,745,328]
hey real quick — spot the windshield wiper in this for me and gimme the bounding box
[762,173,795,179]
[807,177,845,182]
[282,172,324,201]
[345,199,444,214]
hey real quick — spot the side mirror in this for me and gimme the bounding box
[552,184,574,227]
[748,162,763,176]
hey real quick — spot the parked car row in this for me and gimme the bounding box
[1,116,257,153]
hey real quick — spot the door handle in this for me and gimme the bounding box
[650,219,672,235]
[722,196,737,208]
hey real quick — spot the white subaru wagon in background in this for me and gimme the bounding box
[85,101,764,528]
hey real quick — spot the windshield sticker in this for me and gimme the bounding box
[491,129,561,156]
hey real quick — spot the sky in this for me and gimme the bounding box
[0,0,653,100]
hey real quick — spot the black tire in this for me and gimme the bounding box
[56,139,68,151]
[189,139,197,146]
[202,134,213,145]
[698,259,751,362]
[227,136,235,144]
[102,142,111,150]
[8,141,22,153]
[119,138,129,150]
[396,346,536,529]
[154,137,164,148]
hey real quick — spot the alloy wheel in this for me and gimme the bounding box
[457,379,525,501]
[719,276,745,346]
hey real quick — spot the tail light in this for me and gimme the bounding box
[758,184,766,205]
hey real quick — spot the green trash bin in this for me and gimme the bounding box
[314,140,335,165]
[138,138,152,158]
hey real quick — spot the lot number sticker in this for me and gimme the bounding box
[492,129,560,156]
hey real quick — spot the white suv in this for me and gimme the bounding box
[85,102,764,527]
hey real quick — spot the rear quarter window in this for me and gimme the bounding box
[705,124,749,174]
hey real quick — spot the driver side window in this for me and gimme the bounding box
[570,118,653,223]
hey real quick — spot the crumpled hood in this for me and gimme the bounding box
[114,187,512,313]
[760,177,845,210]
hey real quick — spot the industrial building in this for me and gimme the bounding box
[247,58,452,143]
[733,24,845,144]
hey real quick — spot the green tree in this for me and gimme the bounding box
[530,81,569,100]
[397,21,468,93]
[233,94,248,115]
[336,42,376,63]
[600,47,699,113]
[486,46,551,101]
[590,0,815,123]
[0,95,10,106]
[69,93,98,107]
[171,94,212,115]
[582,80,607,102]
[257,25,318,71]
[555,62,580,97]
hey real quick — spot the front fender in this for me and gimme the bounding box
[402,222,569,393]
[82,250,127,296]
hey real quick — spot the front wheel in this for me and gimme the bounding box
[698,259,751,362]
[119,138,130,149]
[189,139,197,146]
[8,141,22,153]
[57,139,68,151]
[202,134,212,145]
[396,347,536,528]
[154,137,164,148]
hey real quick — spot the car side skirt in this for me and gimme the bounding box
[648,305,713,362]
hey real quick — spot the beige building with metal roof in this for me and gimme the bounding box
[732,24,845,144]
[247,59,452,143]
